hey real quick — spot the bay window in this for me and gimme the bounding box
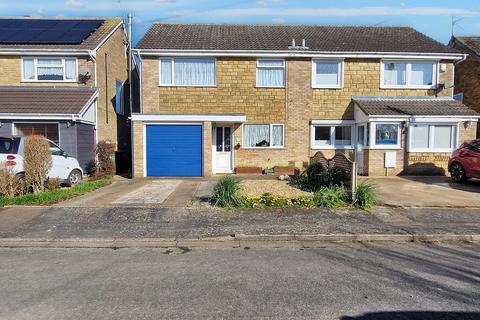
[374,123,399,146]
[22,58,77,82]
[311,124,353,149]
[159,57,216,86]
[312,60,343,88]
[243,124,284,148]
[381,61,436,88]
[256,59,285,87]
[409,124,456,152]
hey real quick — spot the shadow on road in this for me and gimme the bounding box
[341,311,480,319]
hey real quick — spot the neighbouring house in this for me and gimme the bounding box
[132,24,479,177]
[0,17,130,171]
[449,36,480,138]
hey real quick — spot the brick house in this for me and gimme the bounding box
[449,36,480,138]
[0,18,130,170]
[132,24,478,177]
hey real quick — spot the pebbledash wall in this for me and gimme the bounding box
[134,56,471,177]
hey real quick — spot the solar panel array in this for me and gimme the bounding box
[0,19,104,44]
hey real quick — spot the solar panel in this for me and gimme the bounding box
[0,19,104,44]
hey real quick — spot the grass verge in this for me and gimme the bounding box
[0,177,113,206]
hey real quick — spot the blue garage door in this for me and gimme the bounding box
[146,125,203,177]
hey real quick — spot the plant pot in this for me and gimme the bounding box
[235,166,263,174]
[273,166,299,175]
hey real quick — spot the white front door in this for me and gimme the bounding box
[213,126,233,173]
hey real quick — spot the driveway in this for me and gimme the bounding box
[58,177,217,208]
[363,176,480,208]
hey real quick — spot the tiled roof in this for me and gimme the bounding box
[453,36,480,56]
[137,23,458,54]
[0,86,98,114]
[0,18,122,50]
[353,96,479,117]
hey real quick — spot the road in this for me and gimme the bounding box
[1,244,479,320]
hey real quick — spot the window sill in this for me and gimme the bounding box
[370,145,402,150]
[158,84,217,88]
[380,85,437,90]
[312,85,343,89]
[21,80,79,83]
[311,145,353,150]
[255,85,285,89]
[242,147,285,150]
[408,149,453,153]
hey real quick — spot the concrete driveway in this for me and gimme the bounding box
[58,177,216,208]
[363,176,480,208]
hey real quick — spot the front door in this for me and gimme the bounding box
[213,126,233,173]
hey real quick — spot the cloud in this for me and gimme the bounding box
[65,0,85,8]
[257,0,282,6]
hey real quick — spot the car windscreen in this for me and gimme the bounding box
[0,138,20,154]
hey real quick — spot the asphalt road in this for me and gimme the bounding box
[1,244,479,320]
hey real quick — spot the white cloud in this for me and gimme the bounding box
[65,0,85,8]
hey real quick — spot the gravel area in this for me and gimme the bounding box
[240,179,312,198]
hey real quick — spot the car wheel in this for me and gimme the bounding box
[450,162,467,183]
[67,169,82,186]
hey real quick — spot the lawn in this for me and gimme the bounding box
[0,177,113,206]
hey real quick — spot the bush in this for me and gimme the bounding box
[44,178,62,191]
[306,162,323,177]
[23,135,52,194]
[290,163,348,192]
[242,193,315,208]
[353,181,377,209]
[212,175,244,207]
[0,165,26,197]
[320,166,348,187]
[313,186,348,208]
[94,140,116,177]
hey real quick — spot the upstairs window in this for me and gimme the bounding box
[382,61,436,88]
[312,60,343,88]
[159,58,215,86]
[22,58,77,82]
[256,59,285,87]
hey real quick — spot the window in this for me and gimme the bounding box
[357,125,368,147]
[312,60,343,88]
[48,142,64,156]
[243,124,284,148]
[409,124,456,152]
[453,93,464,103]
[375,124,399,146]
[15,123,59,144]
[311,125,353,148]
[256,59,285,87]
[159,58,215,86]
[381,61,436,88]
[22,58,77,82]
[115,80,124,115]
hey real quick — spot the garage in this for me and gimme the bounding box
[145,124,203,177]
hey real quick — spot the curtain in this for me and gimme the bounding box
[315,62,339,86]
[160,59,173,84]
[272,125,283,147]
[433,126,452,149]
[23,59,35,80]
[411,125,429,149]
[384,63,406,85]
[65,59,77,80]
[174,58,215,85]
[334,126,351,145]
[411,63,433,85]
[244,124,270,147]
[257,60,284,87]
[37,58,64,81]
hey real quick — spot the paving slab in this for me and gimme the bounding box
[113,179,182,205]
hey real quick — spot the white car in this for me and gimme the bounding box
[0,136,83,185]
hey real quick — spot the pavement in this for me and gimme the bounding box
[1,244,479,319]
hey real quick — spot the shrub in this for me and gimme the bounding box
[212,175,244,207]
[306,162,324,177]
[95,140,116,177]
[23,135,52,194]
[242,193,315,208]
[353,181,377,209]
[313,186,348,208]
[320,166,348,187]
[290,163,348,192]
[0,165,26,197]
[44,178,62,191]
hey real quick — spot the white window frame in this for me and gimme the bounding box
[242,123,285,149]
[370,122,402,149]
[310,121,354,149]
[380,60,438,89]
[13,122,61,144]
[356,123,368,148]
[158,57,217,87]
[21,57,78,83]
[408,123,458,153]
[256,59,285,88]
[311,59,344,89]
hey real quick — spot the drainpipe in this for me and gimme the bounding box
[88,50,99,144]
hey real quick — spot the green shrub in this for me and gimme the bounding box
[290,164,348,192]
[242,193,315,208]
[306,162,323,177]
[321,166,348,187]
[313,186,348,208]
[212,175,244,207]
[353,181,377,209]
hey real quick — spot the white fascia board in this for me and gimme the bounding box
[311,119,355,125]
[92,20,124,53]
[0,114,81,120]
[130,114,247,122]
[78,89,100,117]
[134,49,465,61]
[409,116,479,123]
[0,49,91,56]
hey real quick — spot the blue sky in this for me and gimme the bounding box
[2,0,480,45]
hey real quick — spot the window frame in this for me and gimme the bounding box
[407,123,458,153]
[311,59,344,89]
[21,57,78,83]
[256,59,286,88]
[158,57,217,87]
[13,122,60,145]
[369,122,402,149]
[310,122,354,149]
[242,123,285,149]
[380,60,438,89]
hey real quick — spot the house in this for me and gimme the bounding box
[132,24,479,177]
[449,36,480,138]
[0,17,130,171]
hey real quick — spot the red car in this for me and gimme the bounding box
[448,139,480,182]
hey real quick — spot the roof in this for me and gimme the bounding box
[353,96,479,117]
[137,23,458,54]
[452,36,480,57]
[0,86,98,114]
[0,17,122,50]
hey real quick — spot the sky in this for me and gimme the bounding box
[1,0,480,45]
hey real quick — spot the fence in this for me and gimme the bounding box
[310,152,358,193]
